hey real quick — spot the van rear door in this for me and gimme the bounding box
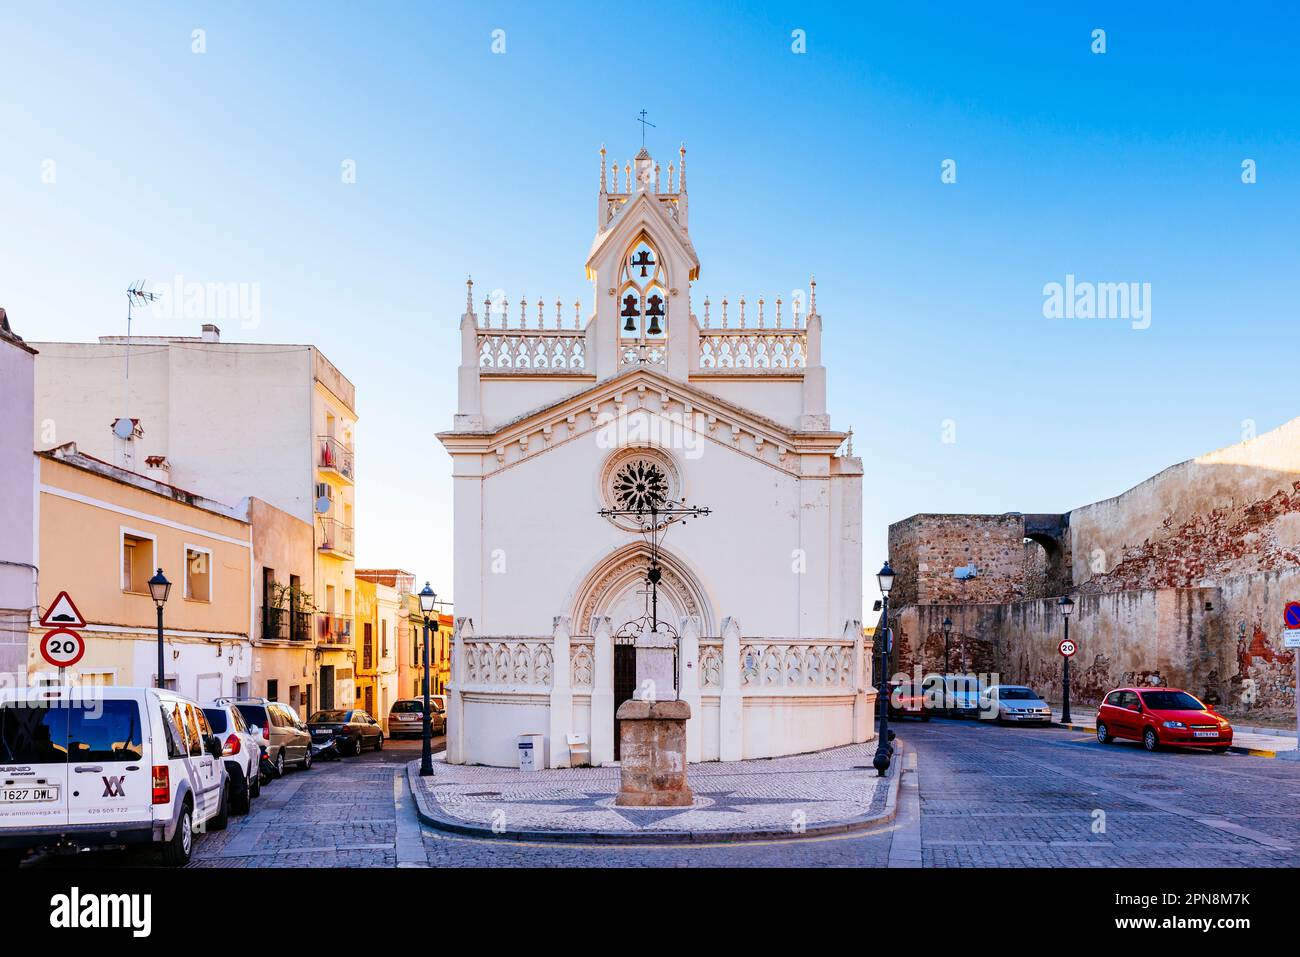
[66,695,152,828]
[0,690,69,829]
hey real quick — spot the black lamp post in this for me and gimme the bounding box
[418,582,437,777]
[148,569,171,689]
[941,616,952,676]
[872,560,895,776]
[1058,594,1075,723]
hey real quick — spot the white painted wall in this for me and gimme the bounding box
[0,333,37,686]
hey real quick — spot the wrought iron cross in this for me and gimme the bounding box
[630,248,655,277]
[636,109,656,147]
[599,471,710,634]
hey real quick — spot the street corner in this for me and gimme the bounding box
[407,741,903,845]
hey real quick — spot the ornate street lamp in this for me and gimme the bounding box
[148,569,171,689]
[941,616,953,676]
[1058,594,1075,724]
[418,582,437,777]
[872,560,895,776]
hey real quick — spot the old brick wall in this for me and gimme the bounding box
[892,570,1297,720]
[887,513,1028,606]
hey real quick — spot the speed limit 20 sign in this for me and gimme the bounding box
[40,628,85,668]
[1058,638,1077,658]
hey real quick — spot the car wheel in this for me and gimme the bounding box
[274,750,286,777]
[1143,727,1160,752]
[250,768,261,799]
[1096,722,1112,744]
[231,772,251,815]
[351,734,364,756]
[210,783,230,831]
[1210,746,1229,754]
[160,802,193,867]
[375,733,384,751]
[302,746,313,770]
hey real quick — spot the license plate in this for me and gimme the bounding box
[1193,731,1218,738]
[1,786,59,803]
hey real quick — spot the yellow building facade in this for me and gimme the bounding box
[31,445,252,696]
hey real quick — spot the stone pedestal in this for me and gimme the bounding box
[614,699,693,807]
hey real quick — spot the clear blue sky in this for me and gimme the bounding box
[3,2,1296,608]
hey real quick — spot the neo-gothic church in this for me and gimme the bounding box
[439,143,868,768]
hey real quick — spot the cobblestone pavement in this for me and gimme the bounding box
[907,718,1300,867]
[30,719,1300,867]
[416,743,887,836]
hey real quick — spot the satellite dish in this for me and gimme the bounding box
[112,418,135,440]
[314,496,332,514]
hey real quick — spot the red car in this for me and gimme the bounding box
[1095,687,1233,752]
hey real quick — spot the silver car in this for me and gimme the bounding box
[981,685,1052,724]
[387,697,447,738]
[218,698,314,775]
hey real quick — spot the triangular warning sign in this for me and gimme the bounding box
[40,591,85,629]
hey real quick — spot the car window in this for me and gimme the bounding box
[159,704,185,759]
[202,708,229,734]
[310,711,347,722]
[64,701,144,762]
[1140,690,1204,711]
[0,701,68,763]
[235,705,267,731]
[391,700,422,713]
[230,707,247,733]
[182,704,203,757]
[998,688,1037,700]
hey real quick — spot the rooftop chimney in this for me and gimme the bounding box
[201,324,221,342]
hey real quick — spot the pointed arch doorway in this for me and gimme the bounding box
[570,543,713,758]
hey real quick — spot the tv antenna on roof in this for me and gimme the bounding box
[117,282,161,448]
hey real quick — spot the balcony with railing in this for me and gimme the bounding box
[259,608,313,643]
[317,613,353,647]
[318,436,355,482]
[318,518,354,559]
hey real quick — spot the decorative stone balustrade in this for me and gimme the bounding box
[737,640,855,689]
[461,638,554,688]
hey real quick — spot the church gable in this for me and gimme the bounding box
[442,365,835,478]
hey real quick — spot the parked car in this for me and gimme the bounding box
[879,680,932,721]
[0,685,229,867]
[387,698,447,737]
[1096,687,1233,752]
[219,698,313,776]
[202,700,262,813]
[980,685,1052,724]
[308,709,384,755]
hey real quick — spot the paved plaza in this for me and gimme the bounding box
[412,743,890,840]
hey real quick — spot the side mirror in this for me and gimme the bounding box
[205,734,224,759]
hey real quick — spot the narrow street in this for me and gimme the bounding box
[28,721,1297,869]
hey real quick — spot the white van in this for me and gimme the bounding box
[0,685,231,866]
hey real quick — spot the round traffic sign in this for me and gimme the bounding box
[1058,638,1077,658]
[40,628,85,668]
[1285,602,1300,629]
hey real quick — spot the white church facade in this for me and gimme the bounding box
[439,144,870,768]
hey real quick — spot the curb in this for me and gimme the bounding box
[1054,720,1281,758]
[407,743,905,846]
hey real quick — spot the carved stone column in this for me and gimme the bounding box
[678,616,702,763]
[548,616,573,767]
[719,616,743,761]
[447,616,472,765]
[847,618,871,743]
[590,616,615,765]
